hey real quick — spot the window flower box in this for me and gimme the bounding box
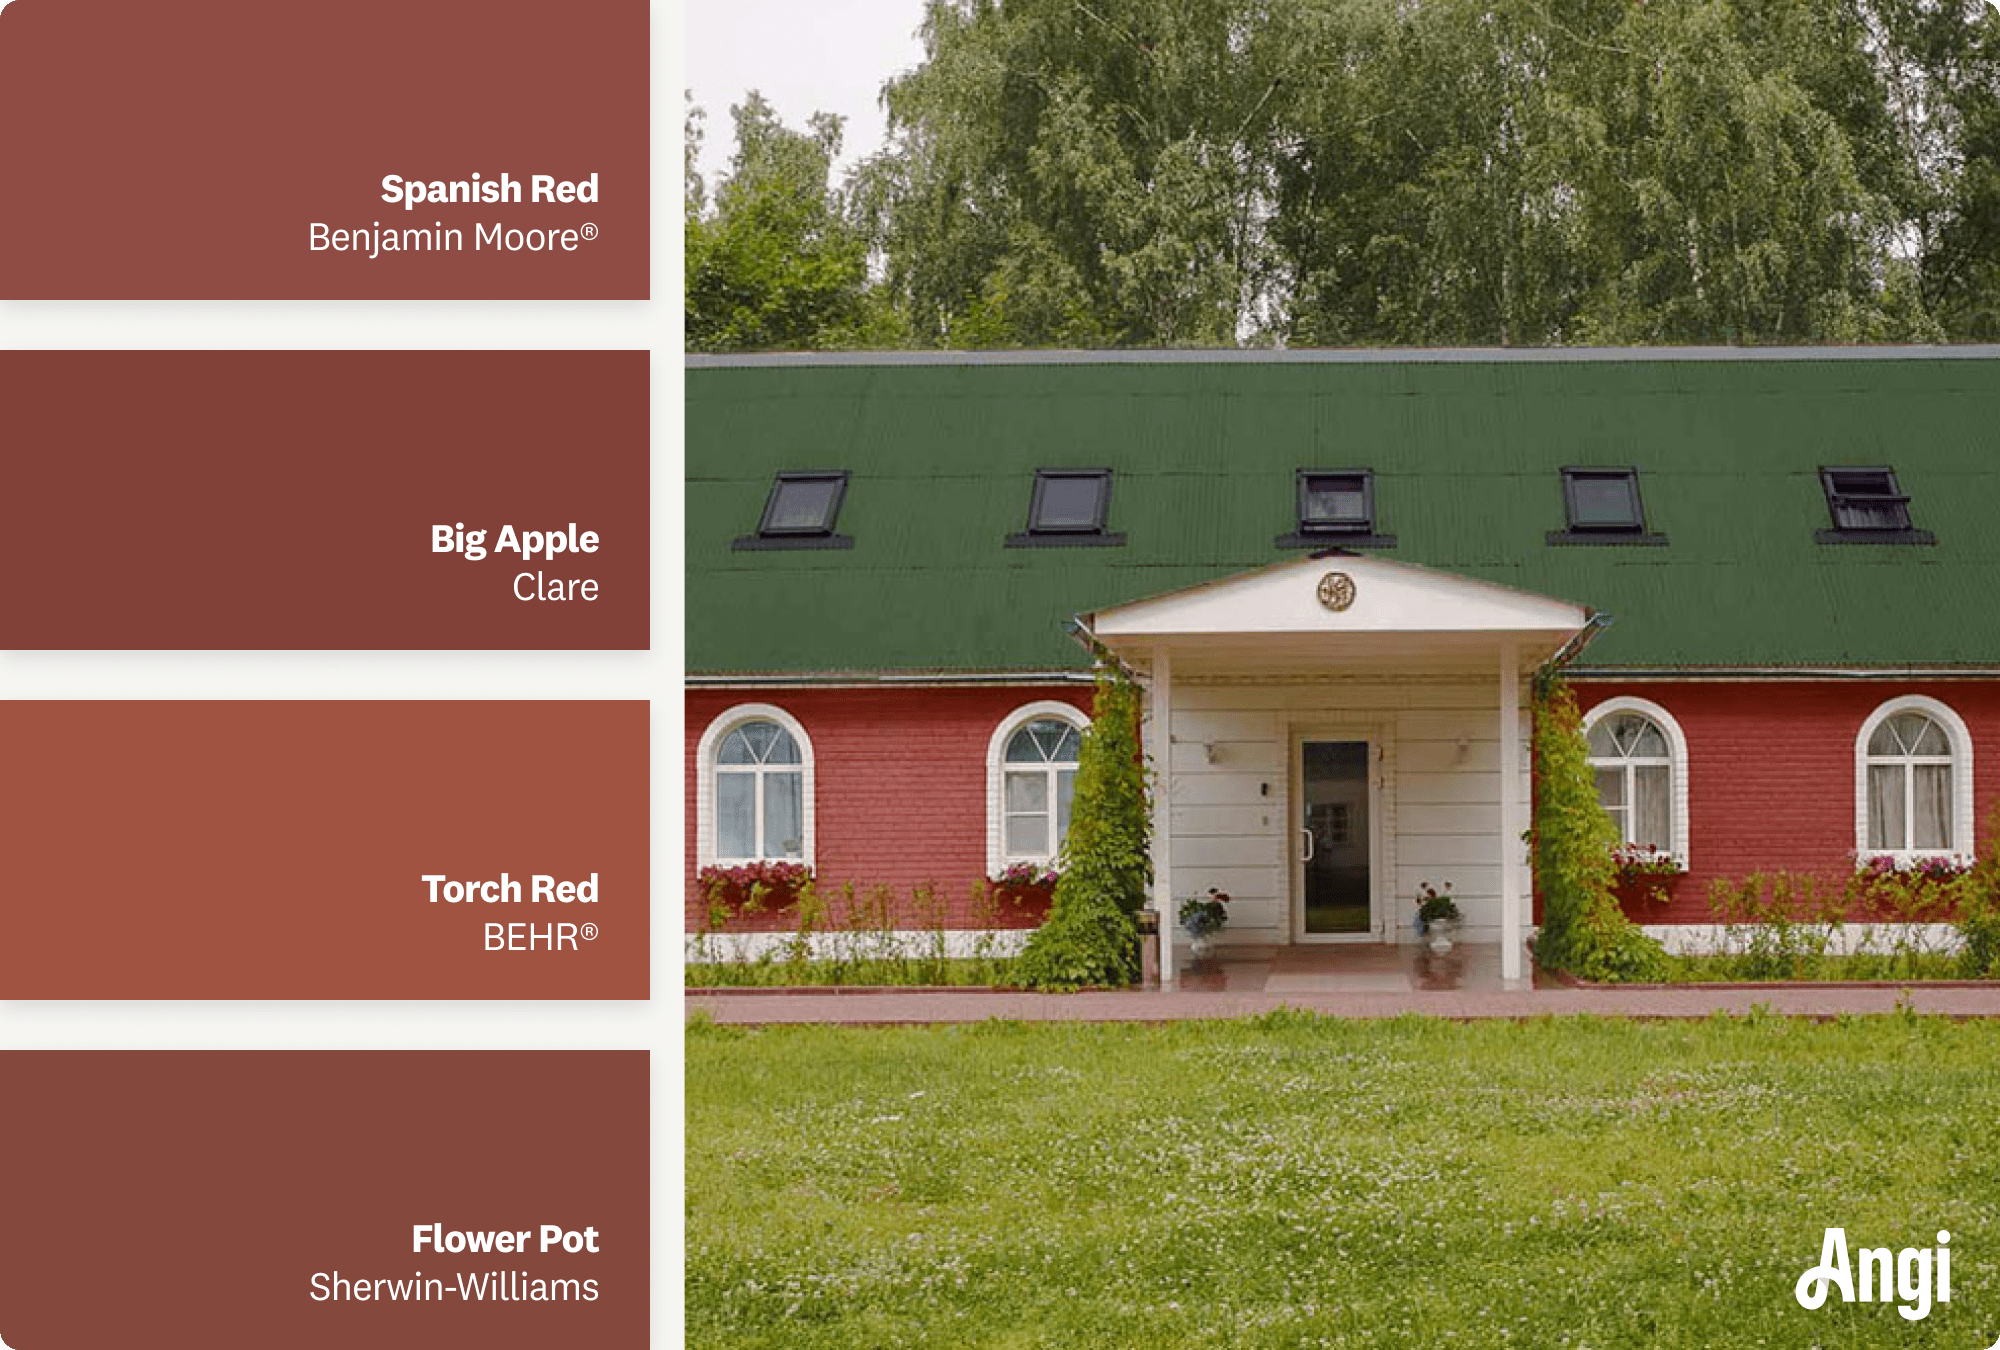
[1609,845,1685,912]
[987,862,1060,928]
[698,861,814,931]
[1849,852,1970,923]
[1610,843,1682,879]
[1855,853,1971,879]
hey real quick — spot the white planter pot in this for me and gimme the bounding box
[1425,920,1459,954]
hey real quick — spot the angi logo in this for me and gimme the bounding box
[1796,1227,1950,1322]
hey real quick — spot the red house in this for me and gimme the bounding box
[687,348,2000,979]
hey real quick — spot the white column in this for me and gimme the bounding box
[1150,645,1175,985]
[1498,641,1523,982]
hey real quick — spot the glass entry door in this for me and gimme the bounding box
[1300,740,1373,937]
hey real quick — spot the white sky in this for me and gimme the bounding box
[683,0,929,190]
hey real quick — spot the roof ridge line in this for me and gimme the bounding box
[688,345,2000,369]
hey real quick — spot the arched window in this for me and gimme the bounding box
[1857,696,1973,860]
[1582,697,1690,866]
[986,701,1088,871]
[696,704,815,867]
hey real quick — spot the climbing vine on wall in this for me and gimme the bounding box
[1014,664,1148,990]
[1955,801,2000,979]
[1529,675,1669,983]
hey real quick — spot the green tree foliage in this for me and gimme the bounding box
[857,0,1288,347]
[848,0,2000,348]
[685,93,902,352]
[1529,677,1669,983]
[684,91,708,229]
[1015,668,1150,990]
[1273,0,1944,344]
[1862,0,2000,339]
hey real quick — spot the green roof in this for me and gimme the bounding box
[686,350,2000,676]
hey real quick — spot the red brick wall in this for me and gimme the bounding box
[685,684,1092,931]
[687,677,2000,934]
[1567,680,2000,924]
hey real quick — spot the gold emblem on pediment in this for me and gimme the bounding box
[1316,572,1356,612]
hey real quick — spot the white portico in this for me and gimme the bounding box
[1077,555,1594,984]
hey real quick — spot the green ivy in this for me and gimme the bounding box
[1529,676,1669,983]
[1014,666,1147,990]
[1957,800,2000,979]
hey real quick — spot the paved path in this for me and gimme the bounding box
[687,984,2000,1025]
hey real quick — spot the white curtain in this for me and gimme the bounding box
[763,770,804,859]
[1634,764,1671,851]
[1868,764,1905,851]
[1005,771,1049,857]
[1914,764,1952,850]
[1594,767,1625,837]
[716,773,755,859]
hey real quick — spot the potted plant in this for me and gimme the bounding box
[1178,887,1231,960]
[1415,881,1461,953]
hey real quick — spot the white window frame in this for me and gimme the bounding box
[1855,694,1973,865]
[1580,695,1691,870]
[986,700,1090,874]
[695,703,816,868]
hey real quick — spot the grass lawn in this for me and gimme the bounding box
[687,1012,2000,1348]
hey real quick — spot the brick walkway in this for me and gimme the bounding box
[687,984,2000,1024]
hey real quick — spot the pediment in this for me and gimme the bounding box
[1084,555,1590,640]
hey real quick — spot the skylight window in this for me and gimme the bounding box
[1562,468,1644,533]
[1008,470,1124,547]
[1820,467,1914,534]
[1030,470,1110,532]
[1548,467,1666,546]
[1274,468,1395,549]
[761,472,847,535]
[1297,470,1375,535]
[732,471,854,551]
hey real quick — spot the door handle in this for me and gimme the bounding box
[1300,826,1314,863]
